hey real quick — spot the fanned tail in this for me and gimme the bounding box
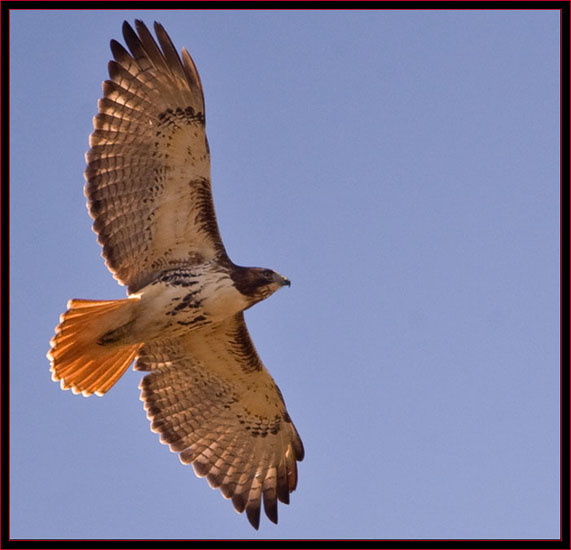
[48,298,142,397]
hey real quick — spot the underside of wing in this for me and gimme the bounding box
[135,313,304,529]
[85,21,228,293]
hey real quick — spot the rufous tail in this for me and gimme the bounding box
[48,298,142,397]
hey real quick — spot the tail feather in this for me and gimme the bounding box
[48,298,142,397]
[66,299,132,309]
[91,347,140,395]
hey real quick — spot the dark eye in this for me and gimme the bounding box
[264,270,274,280]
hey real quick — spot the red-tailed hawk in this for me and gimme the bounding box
[47,20,304,530]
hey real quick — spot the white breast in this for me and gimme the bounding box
[130,267,249,341]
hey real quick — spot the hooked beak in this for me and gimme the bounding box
[274,273,291,287]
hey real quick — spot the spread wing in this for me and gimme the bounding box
[135,313,304,529]
[85,20,227,294]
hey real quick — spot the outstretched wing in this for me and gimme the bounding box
[85,20,228,294]
[135,313,304,529]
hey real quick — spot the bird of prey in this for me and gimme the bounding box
[47,20,304,530]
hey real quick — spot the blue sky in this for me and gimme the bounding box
[10,9,560,540]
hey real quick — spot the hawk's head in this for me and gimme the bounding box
[231,266,290,306]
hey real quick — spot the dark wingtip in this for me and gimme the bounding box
[231,493,246,514]
[134,19,150,39]
[153,20,166,35]
[121,20,134,38]
[295,437,305,461]
[109,39,125,60]
[263,496,278,525]
[246,505,261,530]
[122,20,138,41]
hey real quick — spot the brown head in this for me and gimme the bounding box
[230,266,290,307]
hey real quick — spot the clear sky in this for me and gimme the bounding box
[10,8,560,540]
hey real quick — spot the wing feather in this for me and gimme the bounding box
[262,463,279,524]
[136,313,304,529]
[134,20,172,73]
[86,21,227,293]
[153,22,190,84]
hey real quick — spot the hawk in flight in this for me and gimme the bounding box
[48,20,304,530]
